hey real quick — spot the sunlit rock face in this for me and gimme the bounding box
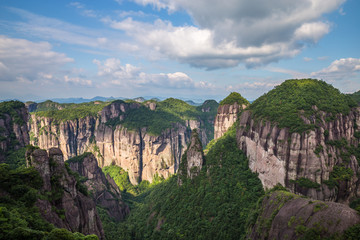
[236,108,360,203]
[214,102,247,140]
[29,101,213,185]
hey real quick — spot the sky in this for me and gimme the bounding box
[0,0,359,102]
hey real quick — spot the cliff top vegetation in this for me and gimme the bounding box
[33,101,111,121]
[348,90,360,106]
[249,79,357,133]
[107,98,219,136]
[0,100,26,125]
[219,92,249,106]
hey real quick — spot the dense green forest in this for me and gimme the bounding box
[33,101,111,121]
[249,79,357,133]
[219,92,249,106]
[0,100,26,125]
[98,124,264,239]
[349,90,360,105]
[110,98,218,136]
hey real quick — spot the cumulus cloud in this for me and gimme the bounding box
[311,58,360,80]
[64,75,92,86]
[0,35,73,82]
[108,0,345,69]
[93,58,214,89]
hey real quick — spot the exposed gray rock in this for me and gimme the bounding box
[247,191,360,239]
[214,102,247,140]
[28,101,213,185]
[178,129,205,184]
[0,102,29,162]
[68,153,129,221]
[236,108,360,202]
[26,147,105,239]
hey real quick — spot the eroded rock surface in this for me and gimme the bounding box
[214,102,247,140]
[178,130,204,184]
[0,101,29,162]
[68,153,129,221]
[26,147,105,239]
[236,108,360,202]
[248,191,360,240]
[29,101,213,185]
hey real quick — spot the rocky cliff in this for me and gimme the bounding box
[0,101,29,162]
[214,102,246,140]
[29,100,215,185]
[247,190,360,239]
[237,108,360,202]
[67,152,129,221]
[26,147,105,239]
[214,92,249,140]
[178,129,205,184]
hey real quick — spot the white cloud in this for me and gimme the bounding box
[294,21,330,43]
[107,0,345,69]
[0,35,73,82]
[303,57,313,62]
[64,75,92,86]
[7,8,110,49]
[311,58,360,80]
[93,58,214,90]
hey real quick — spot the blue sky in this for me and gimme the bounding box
[0,0,359,102]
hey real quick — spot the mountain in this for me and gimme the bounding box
[45,96,119,104]
[28,98,218,185]
[1,81,360,239]
[237,79,360,202]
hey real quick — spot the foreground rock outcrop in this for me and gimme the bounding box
[237,108,360,202]
[29,100,215,185]
[26,147,105,239]
[0,101,29,162]
[247,191,360,239]
[67,152,129,221]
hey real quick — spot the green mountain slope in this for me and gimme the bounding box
[99,126,264,239]
[219,92,249,106]
[348,90,360,106]
[249,79,357,133]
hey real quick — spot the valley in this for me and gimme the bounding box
[1,79,360,239]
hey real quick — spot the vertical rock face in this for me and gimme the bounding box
[28,101,213,185]
[178,130,205,184]
[236,108,360,202]
[0,101,29,162]
[26,147,105,239]
[214,102,246,140]
[248,191,360,240]
[67,153,129,221]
